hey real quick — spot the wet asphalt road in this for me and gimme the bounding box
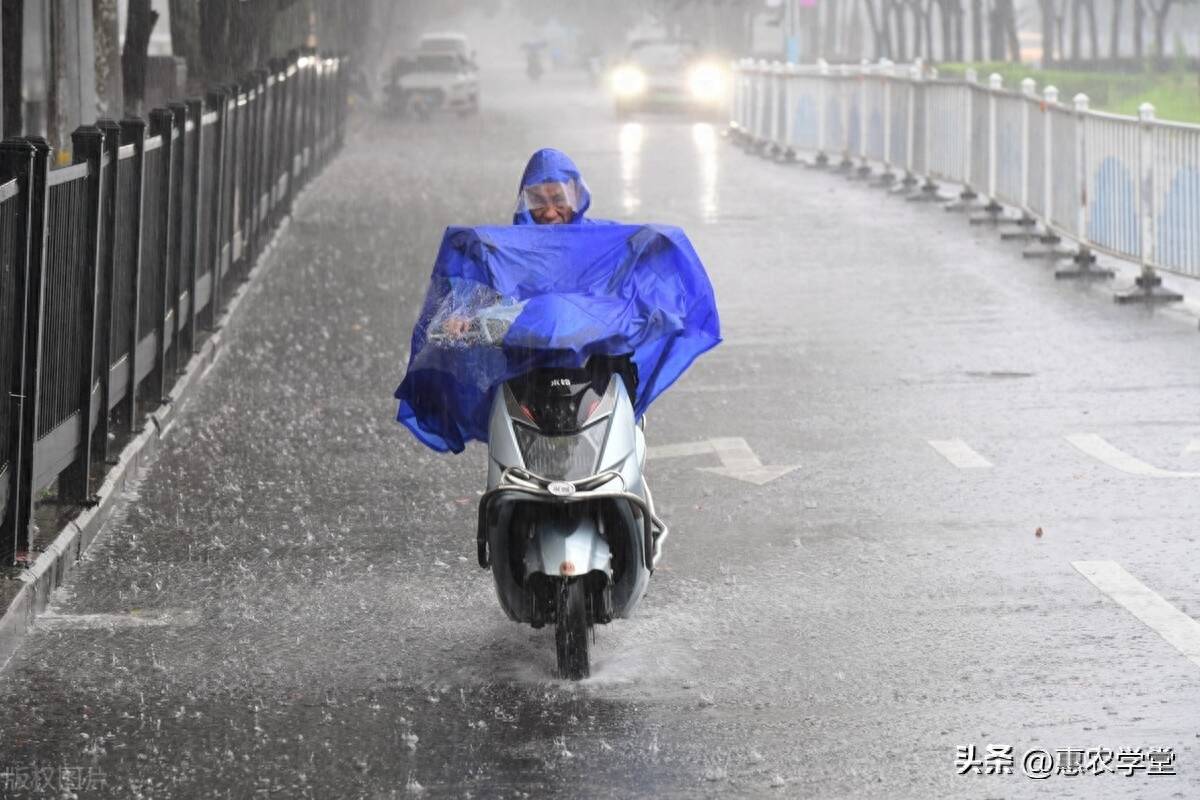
[2,66,1200,800]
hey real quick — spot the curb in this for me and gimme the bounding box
[0,212,295,673]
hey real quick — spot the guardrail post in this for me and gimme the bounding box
[8,137,49,563]
[899,63,920,190]
[167,103,189,372]
[854,60,871,179]
[58,126,106,504]
[94,120,120,461]
[183,98,204,350]
[971,73,1005,221]
[947,68,978,210]
[814,59,829,166]
[767,61,785,160]
[913,64,941,201]
[148,108,175,403]
[1001,77,1040,238]
[836,64,852,171]
[0,138,38,565]
[1054,93,1112,279]
[1115,102,1182,304]
[1023,86,1064,256]
[117,118,147,434]
[780,62,798,162]
[875,60,896,186]
[205,88,227,328]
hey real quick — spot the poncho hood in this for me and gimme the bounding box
[513,148,593,225]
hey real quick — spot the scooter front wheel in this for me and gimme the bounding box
[555,579,590,680]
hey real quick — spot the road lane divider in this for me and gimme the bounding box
[928,439,993,469]
[1073,561,1200,670]
[1066,434,1200,478]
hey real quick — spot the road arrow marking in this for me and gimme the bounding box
[1066,434,1200,478]
[1073,561,1200,670]
[648,437,799,486]
[647,440,716,460]
[928,439,992,469]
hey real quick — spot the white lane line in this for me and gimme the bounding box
[927,439,993,469]
[1184,440,1200,455]
[1073,561,1200,670]
[647,441,715,460]
[1066,433,1200,478]
[34,609,199,631]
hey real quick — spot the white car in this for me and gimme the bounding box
[384,49,480,119]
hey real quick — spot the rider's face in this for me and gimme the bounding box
[525,182,574,224]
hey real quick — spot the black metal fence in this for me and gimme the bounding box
[0,50,349,566]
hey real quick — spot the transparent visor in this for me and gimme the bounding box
[516,179,583,219]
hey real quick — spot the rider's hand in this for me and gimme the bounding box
[443,316,471,337]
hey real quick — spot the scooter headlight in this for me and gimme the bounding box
[688,62,726,102]
[515,423,607,481]
[611,65,647,98]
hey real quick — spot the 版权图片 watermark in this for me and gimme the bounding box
[0,764,107,794]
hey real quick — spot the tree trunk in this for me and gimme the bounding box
[864,0,890,59]
[922,0,935,60]
[1083,0,1099,60]
[1133,0,1145,60]
[1055,0,1068,62]
[122,0,157,116]
[970,0,984,61]
[1039,0,1056,64]
[93,0,121,116]
[1149,0,1175,62]
[1109,0,1123,59]
[1070,0,1082,61]
[987,4,1001,58]
[935,0,951,60]
[2,0,23,136]
[953,0,965,60]
[1001,0,1020,60]
[892,0,908,61]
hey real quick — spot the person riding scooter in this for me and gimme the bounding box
[393,151,720,678]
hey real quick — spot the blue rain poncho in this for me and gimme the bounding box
[393,223,722,452]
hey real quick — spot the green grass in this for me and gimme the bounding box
[938,62,1200,124]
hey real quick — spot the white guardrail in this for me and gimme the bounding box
[730,59,1200,281]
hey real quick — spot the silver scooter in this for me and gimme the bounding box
[476,356,668,679]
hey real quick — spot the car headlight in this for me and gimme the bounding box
[611,65,647,98]
[688,63,726,102]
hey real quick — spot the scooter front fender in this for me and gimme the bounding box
[525,518,612,579]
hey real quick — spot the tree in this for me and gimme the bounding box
[970,0,984,61]
[863,0,891,59]
[995,0,1019,60]
[1,0,22,136]
[1082,0,1099,60]
[1146,0,1177,61]
[93,0,122,116]
[1038,0,1056,64]
[1133,0,1145,59]
[122,0,157,115]
[892,0,908,61]
[1070,0,1081,60]
[1109,0,1123,59]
